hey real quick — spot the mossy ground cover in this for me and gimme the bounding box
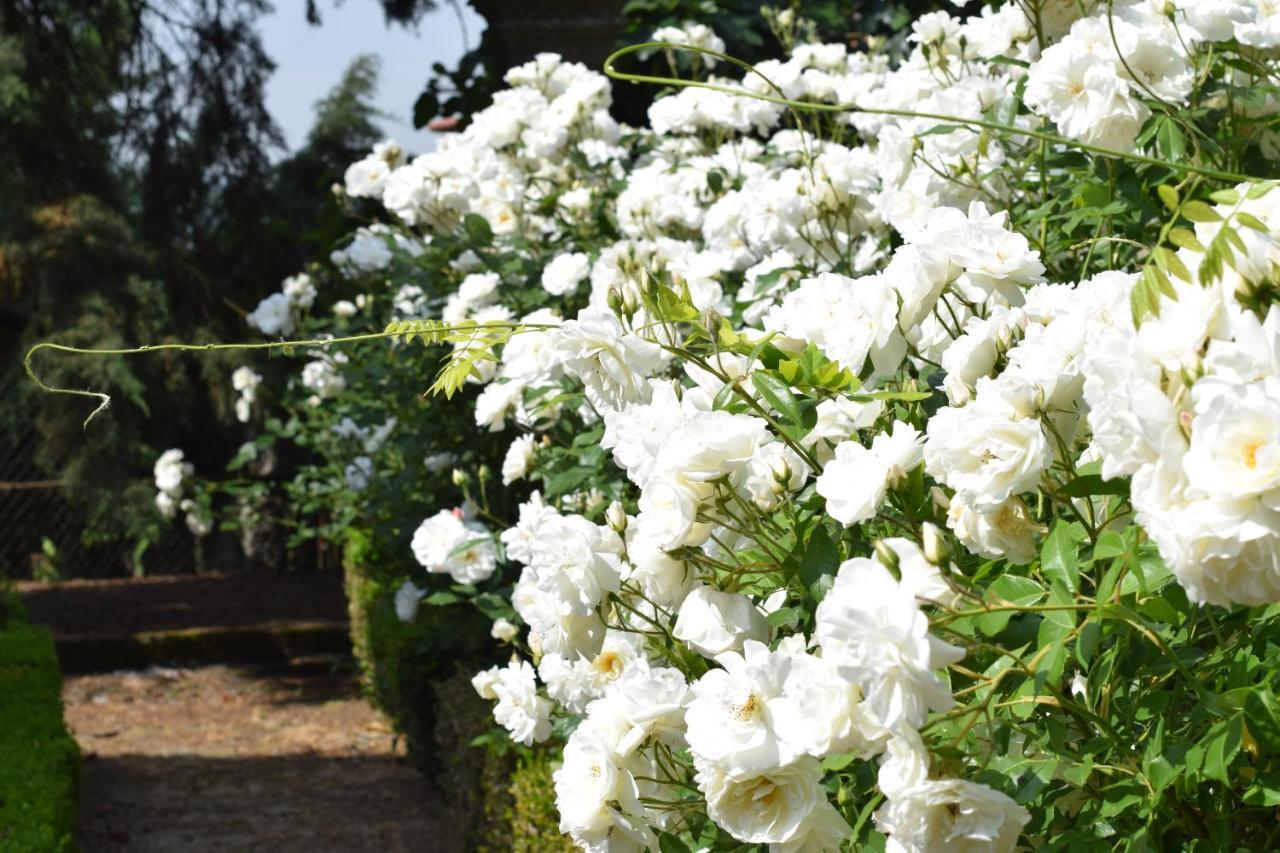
[0,592,80,853]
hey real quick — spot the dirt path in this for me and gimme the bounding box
[66,661,462,853]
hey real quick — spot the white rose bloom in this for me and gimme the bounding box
[946,494,1041,565]
[634,473,711,550]
[763,272,906,380]
[541,251,591,296]
[877,775,1030,853]
[501,434,537,485]
[582,664,691,756]
[489,659,553,746]
[300,359,346,401]
[410,509,498,584]
[282,273,317,309]
[696,755,825,845]
[472,666,501,700]
[1024,36,1149,152]
[490,618,519,643]
[817,422,924,526]
[659,409,770,484]
[500,493,559,565]
[1183,382,1280,501]
[881,537,960,606]
[394,580,423,623]
[155,490,178,518]
[623,532,695,609]
[231,365,261,398]
[539,631,653,715]
[332,299,358,318]
[524,514,623,615]
[815,558,963,732]
[685,638,802,773]
[344,456,374,491]
[771,650,888,759]
[673,585,770,659]
[1081,328,1182,480]
[513,578,606,660]
[555,307,666,411]
[246,292,295,337]
[554,723,659,851]
[153,448,193,495]
[885,243,955,329]
[924,394,1051,511]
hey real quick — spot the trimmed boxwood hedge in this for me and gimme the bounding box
[0,591,80,853]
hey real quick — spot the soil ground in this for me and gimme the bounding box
[65,661,463,853]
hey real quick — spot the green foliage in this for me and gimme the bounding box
[507,750,577,853]
[0,592,80,852]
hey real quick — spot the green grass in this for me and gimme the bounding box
[0,591,80,853]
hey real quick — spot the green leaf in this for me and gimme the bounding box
[752,372,805,428]
[1167,227,1205,252]
[1198,715,1242,785]
[1181,200,1222,223]
[1057,473,1130,499]
[657,833,693,853]
[1209,188,1240,205]
[976,575,1046,635]
[799,524,840,588]
[821,752,859,772]
[1236,211,1269,232]
[1041,521,1083,595]
[1155,121,1186,163]
[463,213,493,245]
[1156,184,1180,212]
[854,389,933,403]
[767,607,800,630]
[1245,687,1280,754]
[1075,617,1101,667]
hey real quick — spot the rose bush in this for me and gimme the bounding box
[107,2,1280,850]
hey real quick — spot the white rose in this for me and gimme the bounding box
[541,252,591,296]
[1183,383,1280,501]
[394,581,423,623]
[924,394,1051,511]
[490,618,519,643]
[673,585,769,659]
[697,755,825,845]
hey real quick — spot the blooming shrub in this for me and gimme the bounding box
[108,1,1280,850]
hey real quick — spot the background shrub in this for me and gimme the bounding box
[0,592,80,852]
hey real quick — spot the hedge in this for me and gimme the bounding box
[0,591,80,852]
[342,532,569,849]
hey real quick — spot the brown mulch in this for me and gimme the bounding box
[17,572,347,638]
[67,662,463,853]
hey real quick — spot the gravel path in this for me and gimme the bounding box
[65,662,461,853]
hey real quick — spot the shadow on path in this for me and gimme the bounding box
[66,663,461,852]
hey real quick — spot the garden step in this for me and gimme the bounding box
[52,620,351,674]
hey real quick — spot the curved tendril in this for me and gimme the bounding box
[603,42,1254,184]
[24,323,554,429]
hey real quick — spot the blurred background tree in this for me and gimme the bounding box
[0,0,958,579]
[0,0,386,577]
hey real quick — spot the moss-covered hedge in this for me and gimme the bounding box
[343,531,571,849]
[0,592,80,853]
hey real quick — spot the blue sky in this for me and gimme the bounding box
[259,1,485,155]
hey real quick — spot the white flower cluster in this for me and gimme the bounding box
[228,6,1280,847]
[230,366,261,424]
[153,448,211,537]
[246,272,317,337]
